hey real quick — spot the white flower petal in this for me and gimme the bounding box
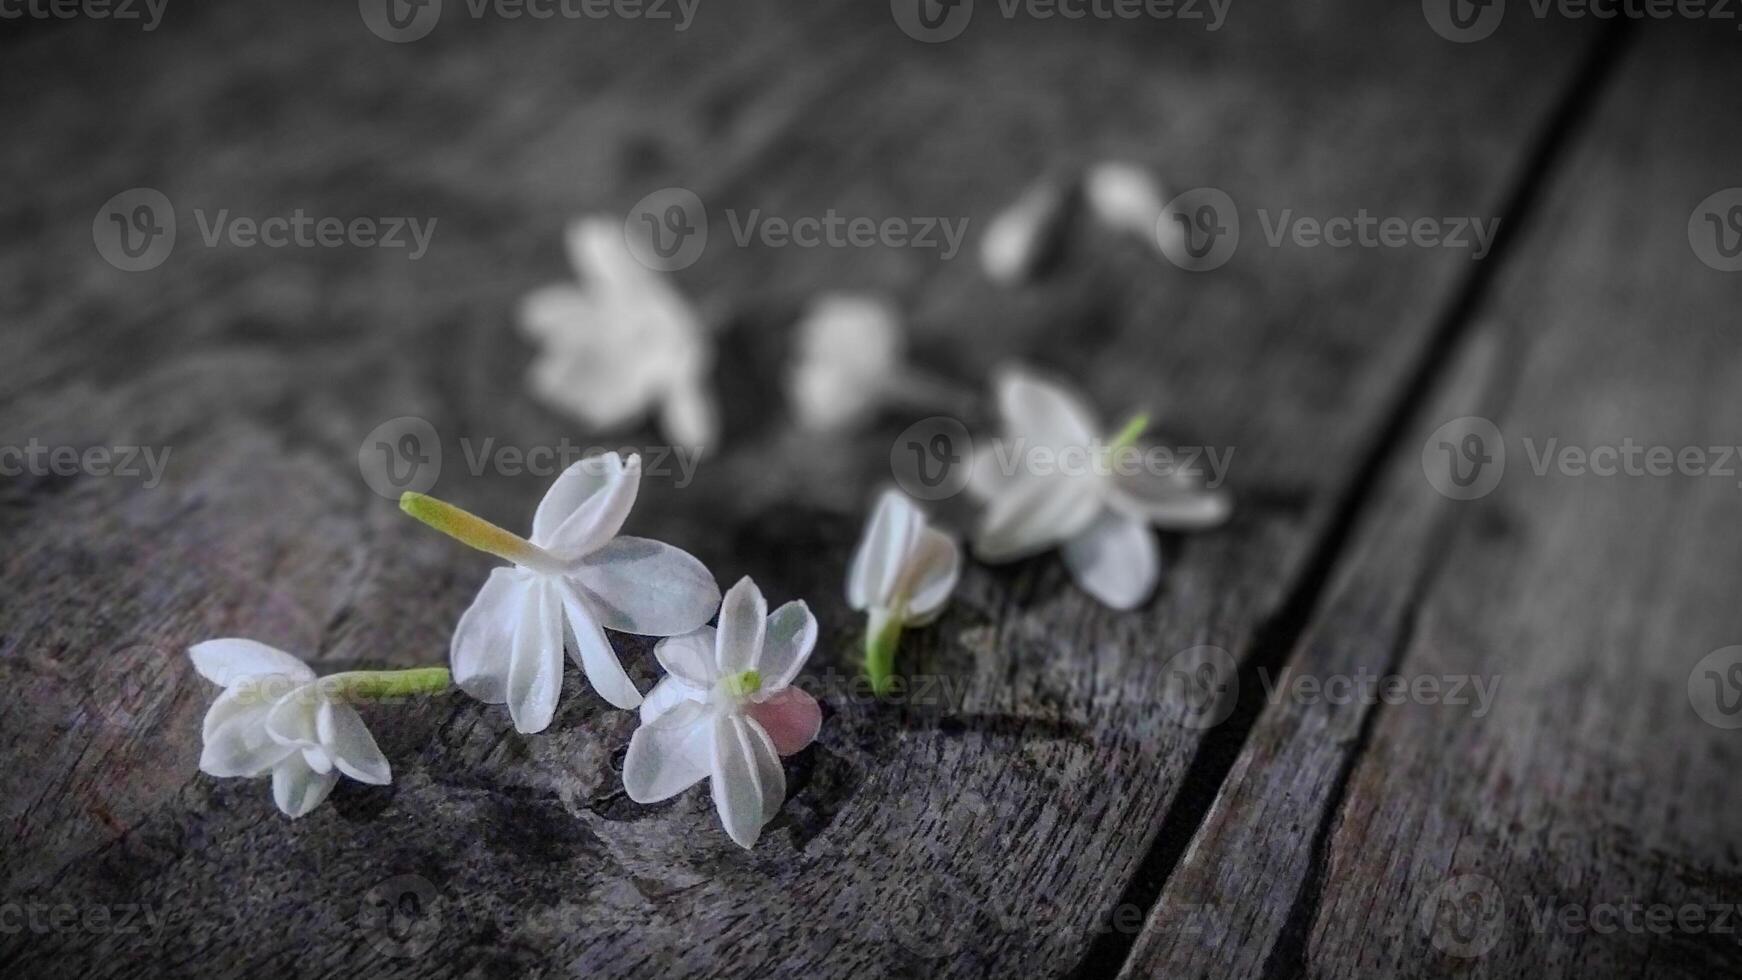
[787,294,903,432]
[272,754,338,819]
[569,536,720,637]
[981,179,1066,285]
[743,717,786,828]
[1060,511,1160,610]
[623,700,712,803]
[188,639,315,689]
[450,567,526,705]
[507,580,566,733]
[639,674,708,725]
[518,284,602,344]
[973,474,1103,563]
[556,583,644,711]
[846,489,923,611]
[1084,161,1166,238]
[758,601,816,691]
[711,715,773,849]
[199,697,294,778]
[660,375,718,451]
[653,626,718,690]
[714,577,767,675]
[264,686,321,749]
[903,528,961,622]
[529,347,663,431]
[1109,471,1233,530]
[530,453,641,559]
[316,700,391,785]
[994,366,1099,449]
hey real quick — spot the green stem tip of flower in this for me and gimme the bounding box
[864,609,905,697]
[1109,412,1151,453]
[325,667,452,701]
[399,492,542,567]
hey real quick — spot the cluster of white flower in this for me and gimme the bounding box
[189,188,1230,846]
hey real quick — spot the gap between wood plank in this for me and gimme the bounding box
[1067,20,1637,980]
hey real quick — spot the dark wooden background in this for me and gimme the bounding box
[3,2,1740,977]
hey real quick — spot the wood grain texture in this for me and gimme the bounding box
[1121,20,1742,980]
[0,2,1628,977]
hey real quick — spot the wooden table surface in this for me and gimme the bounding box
[3,2,1739,977]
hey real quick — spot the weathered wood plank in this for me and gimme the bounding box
[1,2,1605,977]
[1121,20,1742,980]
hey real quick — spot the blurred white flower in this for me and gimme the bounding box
[401,452,720,733]
[624,577,822,849]
[969,367,1231,610]
[981,179,1069,284]
[190,639,405,819]
[847,489,960,694]
[521,218,718,450]
[1084,161,1174,254]
[787,293,905,433]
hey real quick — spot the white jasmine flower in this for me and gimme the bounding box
[520,218,718,450]
[981,179,1069,285]
[846,489,960,694]
[191,639,447,818]
[400,452,720,733]
[969,367,1231,610]
[624,577,822,849]
[786,293,905,433]
[1084,161,1172,253]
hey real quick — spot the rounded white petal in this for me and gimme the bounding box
[449,568,526,705]
[993,365,1099,449]
[264,685,321,749]
[316,700,391,786]
[272,754,339,819]
[623,701,712,804]
[981,180,1067,285]
[569,536,720,637]
[903,528,961,622]
[518,284,601,344]
[639,675,709,725]
[711,715,781,849]
[787,294,902,433]
[556,583,644,711]
[199,697,294,778]
[653,626,718,690]
[528,346,663,431]
[1084,161,1167,238]
[846,489,923,611]
[714,577,767,675]
[757,601,817,692]
[1109,471,1233,530]
[507,580,566,734]
[973,474,1103,563]
[743,717,786,828]
[188,639,315,689]
[530,453,641,559]
[1060,511,1160,611]
[660,375,719,452]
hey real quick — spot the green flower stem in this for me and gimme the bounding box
[864,607,905,697]
[323,667,452,701]
[399,492,560,572]
[1108,412,1151,453]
